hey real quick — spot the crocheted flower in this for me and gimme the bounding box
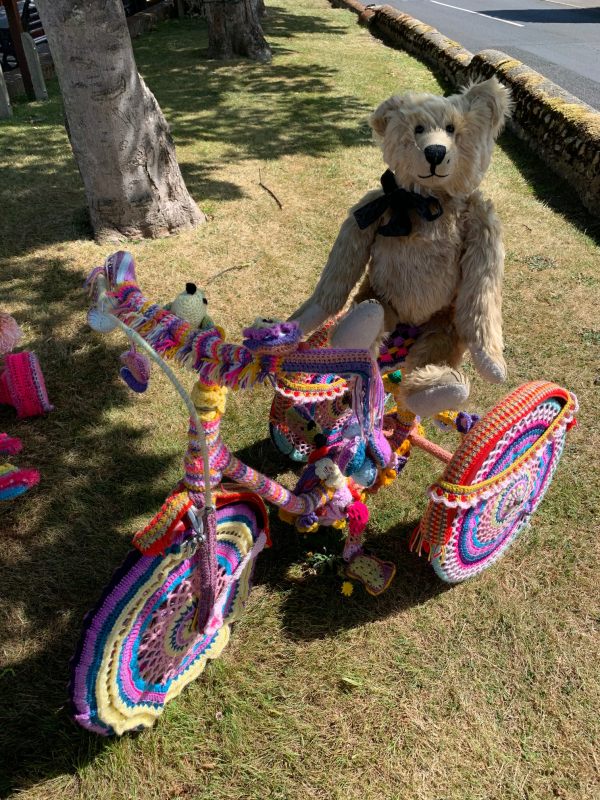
[0,313,23,356]
[297,512,319,533]
[341,581,354,597]
[242,319,301,353]
[456,411,481,434]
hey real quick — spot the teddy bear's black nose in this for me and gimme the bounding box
[424,144,447,167]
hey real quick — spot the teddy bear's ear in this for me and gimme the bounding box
[369,96,405,137]
[463,78,512,137]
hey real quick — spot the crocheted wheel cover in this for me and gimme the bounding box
[417,382,577,584]
[70,497,266,735]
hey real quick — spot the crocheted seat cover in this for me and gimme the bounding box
[70,494,267,735]
[415,382,577,583]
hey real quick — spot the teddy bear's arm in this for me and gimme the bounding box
[455,191,507,383]
[289,190,382,333]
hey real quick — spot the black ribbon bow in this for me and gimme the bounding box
[353,170,443,236]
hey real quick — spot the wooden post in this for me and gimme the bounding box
[2,0,35,100]
[0,63,13,118]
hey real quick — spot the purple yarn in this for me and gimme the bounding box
[192,508,218,632]
[299,512,319,529]
[456,412,481,434]
[120,366,148,393]
[242,321,301,351]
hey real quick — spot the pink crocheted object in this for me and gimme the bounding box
[0,352,54,419]
[0,462,40,501]
[0,433,22,456]
[347,500,369,537]
[0,313,23,356]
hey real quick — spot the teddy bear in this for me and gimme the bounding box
[291,78,512,417]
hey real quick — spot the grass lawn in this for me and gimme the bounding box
[1,1,599,798]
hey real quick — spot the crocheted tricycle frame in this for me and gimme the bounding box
[71,251,577,735]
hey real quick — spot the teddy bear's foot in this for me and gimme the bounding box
[330,300,384,352]
[403,368,470,418]
[469,346,507,384]
[289,302,331,335]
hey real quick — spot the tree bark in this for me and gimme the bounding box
[35,0,204,242]
[204,0,271,62]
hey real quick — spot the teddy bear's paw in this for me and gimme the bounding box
[470,346,507,384]
[405,380,470,418]
[330,300,384,351]
[290,302,331,335]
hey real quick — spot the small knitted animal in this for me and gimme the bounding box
[166,283,214,329]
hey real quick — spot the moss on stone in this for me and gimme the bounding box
[543,98,600,136]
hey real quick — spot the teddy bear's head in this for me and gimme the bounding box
[370,77,511,198]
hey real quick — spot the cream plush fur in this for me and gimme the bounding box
[291,78,512,417]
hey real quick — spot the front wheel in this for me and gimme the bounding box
[69,493,268,735]
[415,382,577,584]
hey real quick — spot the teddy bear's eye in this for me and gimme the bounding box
[414,124,425,134]
[446,124,455,134]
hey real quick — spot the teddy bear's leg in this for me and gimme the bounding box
[353,276,398,332]
[397,312,470,418]
[330,300,385,354]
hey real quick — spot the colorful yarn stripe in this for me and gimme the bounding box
[108,284,262,390]
[132,491,193,555]
[183,417,230,491]
[413,382,577,563]
[223,453,329,515]
[0,461,40,501]
[0,433,22,456]
[0,351,54,419]
[281,349,385,439]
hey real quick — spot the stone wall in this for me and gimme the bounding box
[332,1,600,218]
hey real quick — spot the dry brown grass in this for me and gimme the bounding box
[1,2,599,799]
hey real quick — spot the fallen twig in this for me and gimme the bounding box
[258,169,283,209]
[207,263,252,284]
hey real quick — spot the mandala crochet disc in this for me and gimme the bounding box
[70,499,264,735]
[420,383,576,584]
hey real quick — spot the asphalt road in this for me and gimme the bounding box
[383,0,600,109]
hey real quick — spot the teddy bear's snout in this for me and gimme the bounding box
[424,144,447,167]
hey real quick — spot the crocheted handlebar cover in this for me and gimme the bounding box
[413,382,578,583]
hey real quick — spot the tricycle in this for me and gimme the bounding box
[70,251,577,735]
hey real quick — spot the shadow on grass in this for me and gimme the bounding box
[499,132,600,246]
[132,11,373,198]
[0,257,181,796]
[234,437,448,641]
[256,519,448,642]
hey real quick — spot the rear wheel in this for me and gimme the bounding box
[416,382,577,584]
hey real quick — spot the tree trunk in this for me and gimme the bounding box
[35,0,204,242]
[204,0,271,62]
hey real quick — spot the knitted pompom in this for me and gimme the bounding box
[0,313,23,356]
[119,348,151,393]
